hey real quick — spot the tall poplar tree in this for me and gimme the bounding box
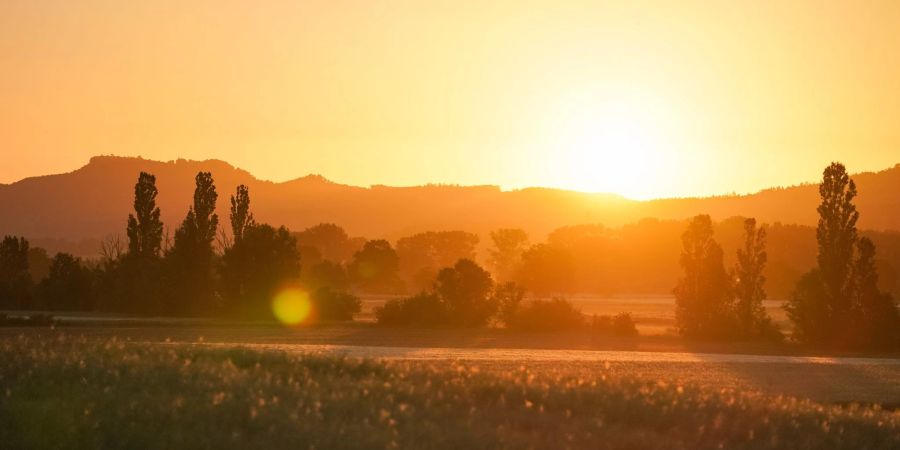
[787,162,899,349]
[230,185,254,243]
[166,172,219,315]
[126,172,164,258]
[673,215,735,338]
[734,218,776,338]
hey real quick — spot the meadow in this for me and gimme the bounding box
[3,333,900,450]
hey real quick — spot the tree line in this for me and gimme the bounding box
[1,162,898,349]
[672,163,900,349]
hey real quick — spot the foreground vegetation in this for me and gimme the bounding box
[2,335,899,449]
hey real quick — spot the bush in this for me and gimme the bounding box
[311,287,361,321]
[375,293,448,327]
[507,298,585,332]
[591,313,638,336]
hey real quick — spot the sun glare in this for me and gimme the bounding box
[549,92,676,200]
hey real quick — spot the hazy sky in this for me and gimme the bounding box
[2,1,899,199]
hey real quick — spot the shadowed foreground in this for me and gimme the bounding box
[2,335,900,449]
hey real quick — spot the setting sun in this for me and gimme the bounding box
[2,2,900,448]
[550,92,676,199]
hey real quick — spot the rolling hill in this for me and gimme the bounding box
[1,155,898,256]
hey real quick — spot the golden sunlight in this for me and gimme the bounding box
[552,92,676,199]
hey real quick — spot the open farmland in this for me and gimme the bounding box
[3,334,900,450]
[4,327,900,407]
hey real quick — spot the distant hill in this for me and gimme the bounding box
[1,155,899,257]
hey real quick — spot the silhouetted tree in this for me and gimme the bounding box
[301,260,348,292]
[396,231,479,292]
[0,236,32,310]
[220,223,301,319]
[230,185,254,243]
[507,298,584,332]
[493,281,526,327]
[348,240,403,293]
[37,253,93,311]
[848,237,900,349]
[26,247,52,284]
[311,286,361,321]
[674,215,735,338]
[515,243,575,295]
[785,163,900,348]
[295,223,361,264]
[734,218,777,338]
[817,162,859,319]
[786,269,830,344]
[435,258,496,327]
[548,224,617,294]
[165,172,219,315]
[375,292,447,327]
[488,228,529,283]
[126,172,164,258]
[112,172,166,314]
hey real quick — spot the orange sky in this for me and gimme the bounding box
[2,1,899,199]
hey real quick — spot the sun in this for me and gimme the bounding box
[549,93,676,200]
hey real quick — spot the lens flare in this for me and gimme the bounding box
[271,288,312,325]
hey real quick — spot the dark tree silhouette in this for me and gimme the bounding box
[294,223,362,264]
[673,215,735,338]
[493,281,526,327]
[229,185,254,243]
[165,172,219,315]
[848,237,900,349]
[487,228,529,283]
[220,223,301,319]
[114,172,166,314]
[786,269,830,344]
[786,162,900,349]
[435,258,496,327]
[396,231,479,292]
[301,260,348,292]
[734,218,777,338]
[375,292,447,327]
[0,236,32,310]
[507,298,585,332]
[348,240,403,293]
[37,253,93,311]
[816,162,859,318]
[310,286,361,321]
[126,172,164,258]
[26,247,52,284]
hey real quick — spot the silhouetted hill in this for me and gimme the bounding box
[1,155,899,257]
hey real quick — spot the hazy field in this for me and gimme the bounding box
[3,334,900,450]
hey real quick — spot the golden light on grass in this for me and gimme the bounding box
[271,288,312,326]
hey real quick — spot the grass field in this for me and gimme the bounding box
[3,334,900,450]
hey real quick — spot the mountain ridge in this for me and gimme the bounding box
[1,156,899,257]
